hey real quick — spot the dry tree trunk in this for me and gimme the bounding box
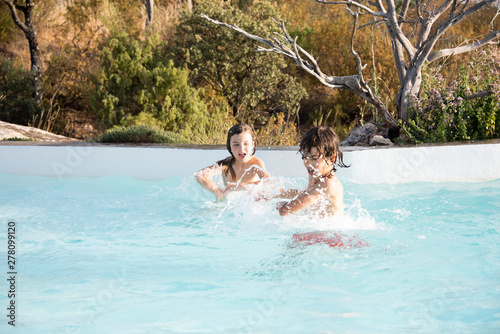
[2,0,43,104]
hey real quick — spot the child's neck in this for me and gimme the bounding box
[309,172,335,184]
[232,158,246,169]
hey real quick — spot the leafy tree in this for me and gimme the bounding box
[174,0,308,124]
[90,31,209,139]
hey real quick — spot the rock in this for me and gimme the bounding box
[369,134,394,146]
[0,120,78,142]
[340,123,378,146]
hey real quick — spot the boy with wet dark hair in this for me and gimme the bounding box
[276,126,349,216]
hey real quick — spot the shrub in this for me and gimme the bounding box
[90,30,209,138]
[401,48,500,144]
[256,112,299,146]
[1,137,38,141]
[96,124,189,144]
[178,87,237,144]
[0,58,42,125]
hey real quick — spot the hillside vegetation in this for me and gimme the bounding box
[0,0,498,144]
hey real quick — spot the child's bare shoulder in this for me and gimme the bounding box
[325,176,343,197]
[328,175,343,187]
[248,156,266,166]
[308,176,341,196]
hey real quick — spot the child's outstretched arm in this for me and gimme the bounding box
[253,186,301,202]
[255,158,270,179]
[277,190,321,216]
[194,164,225,201]
[247,157,270,181]
[277,189,301,198]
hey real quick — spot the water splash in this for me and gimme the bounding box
[193,176,381,234]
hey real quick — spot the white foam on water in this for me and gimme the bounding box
[204,176,382,235]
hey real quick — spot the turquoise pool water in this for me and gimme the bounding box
[1,173,499,333]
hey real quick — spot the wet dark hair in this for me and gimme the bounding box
[299,126,349,172]
[216,123,256,181]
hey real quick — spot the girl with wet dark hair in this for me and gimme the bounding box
[195,123,270,201]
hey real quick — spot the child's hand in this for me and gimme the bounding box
[253,193,271,202]
[215,189,226,201]
[219,182,238,200]
[276,201,287,210]
[252,188,273,202]
[254,195,268,202]
[224,182,238,193]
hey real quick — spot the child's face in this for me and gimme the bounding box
[230,131,254,163]
[301,147,333,178]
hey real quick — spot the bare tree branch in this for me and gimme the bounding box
[200,14,340,88]
[358,18,387,30]
[418,0,498,66]
[374,0,387,13]
[465,90,491,100]
[386,0,417,59]
[200,13,399,127]
[1,0,29,33]
[428,30,500,62]
[1,0,42,104]
[398,0,411,24]
[491,7,500,30]
[435,0,494,37]
[316,0,386,16]
[346,6,369,86]
[433,0,455,18]
[416,0,454,49]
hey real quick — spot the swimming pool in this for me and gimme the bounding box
[0,142,499,333]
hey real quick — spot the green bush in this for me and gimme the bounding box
[96,124,189,144]
[90,30,209,138]
[0,58,42,125]
[401,49,500,143]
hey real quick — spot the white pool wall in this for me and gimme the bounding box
[1,141,499,183]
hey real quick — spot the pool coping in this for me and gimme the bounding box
[1,139,500,183]
[1,138,499,150]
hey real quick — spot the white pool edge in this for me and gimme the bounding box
[0,141,499,183]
